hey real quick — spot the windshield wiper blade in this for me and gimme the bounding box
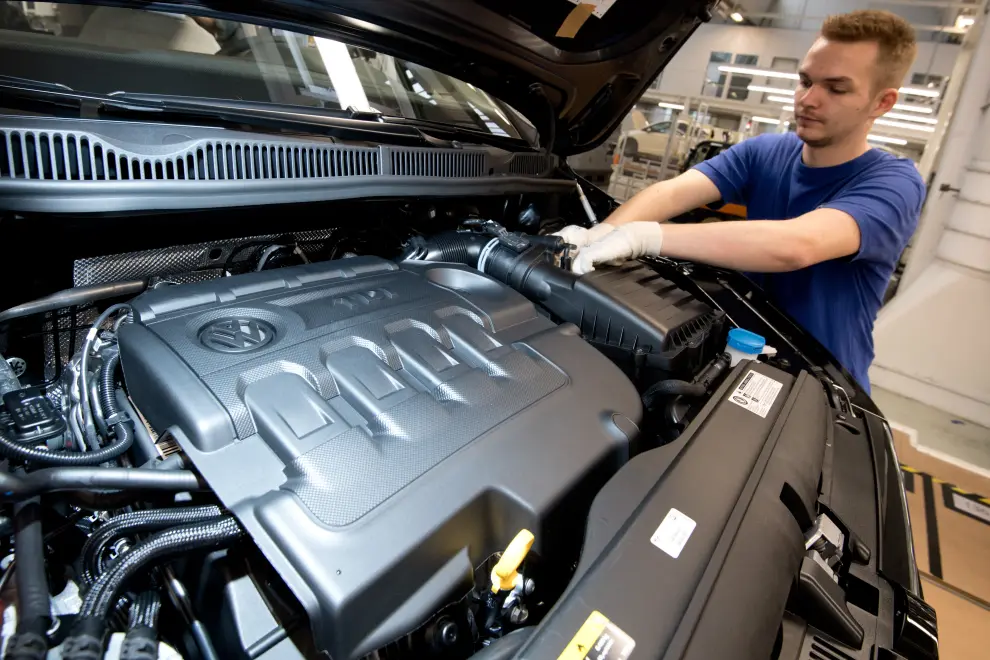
[99,93,442,146]
[380,115,534,152]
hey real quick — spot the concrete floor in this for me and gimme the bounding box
[872,386,990,477]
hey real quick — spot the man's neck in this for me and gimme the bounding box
[801,134,871,168]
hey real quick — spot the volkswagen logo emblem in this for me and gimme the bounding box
[199,318,275,353]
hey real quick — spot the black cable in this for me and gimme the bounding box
[3,497,51,660]
[0,467,205,499]
[80,505,224,585]
[79,304,131,448]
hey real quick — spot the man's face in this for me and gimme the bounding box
[794,37,892,148]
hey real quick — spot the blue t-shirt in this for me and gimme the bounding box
[693,132,926,392]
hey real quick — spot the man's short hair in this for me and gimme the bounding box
[821,10,918,91]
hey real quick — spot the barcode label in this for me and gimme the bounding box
[727,370,782,418]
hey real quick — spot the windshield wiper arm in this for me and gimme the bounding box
[99,93,445,146]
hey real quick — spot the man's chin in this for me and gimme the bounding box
[796,127,831,148]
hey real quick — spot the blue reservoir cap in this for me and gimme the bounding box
[727,328,766,354]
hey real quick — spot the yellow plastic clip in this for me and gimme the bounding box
[491,529,535,594]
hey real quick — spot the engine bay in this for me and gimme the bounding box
[0,194,896,660]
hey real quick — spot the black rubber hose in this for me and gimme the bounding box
[471,628,534,660]
[121,591,160,660]
[81,516,244,620]
[400,231,491,266]
[644,379,706,399]
[3,497,51,660]
[80,505,224,585]
[0,423,133,467]
[0,467,205,499]
[0,280,147,326]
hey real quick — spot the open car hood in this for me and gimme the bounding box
[83,0,715,155]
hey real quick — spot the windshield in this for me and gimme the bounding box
[0,2,532,139]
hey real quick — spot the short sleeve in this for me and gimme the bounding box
[692,134,773,205]
[819,162,926,264]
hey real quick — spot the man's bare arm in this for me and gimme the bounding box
[657,208,863,272]
[604,169,722,227]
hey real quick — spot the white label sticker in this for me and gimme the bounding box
[953,493,990,524]
[566,0,619,19]
[727,370,783,418]
[650,508,696,559]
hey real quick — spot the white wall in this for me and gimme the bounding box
[657,23,961,99]
[768,0,945,31]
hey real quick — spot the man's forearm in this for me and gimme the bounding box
[658,219,818,272]
[605,170,722,227]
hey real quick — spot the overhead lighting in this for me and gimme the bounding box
[893,103,934,114]
[868,134,908,146]
[719,66,800,80]
[874,118,936,132]
[767,95,795,104]
[657,102,685,110]
[748,85,795,95]
[783,105,795,112]
[899,86,940,98]
[751,116,781,125]
[955,15,975,30]
[730,12,744,22]
[883,111,938,125]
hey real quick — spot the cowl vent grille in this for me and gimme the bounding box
[0,129,381,182]
[507,153,549,175]
[389,148,486,177]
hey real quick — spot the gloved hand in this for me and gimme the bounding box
[552,223,617,254]
[571,221,664,275]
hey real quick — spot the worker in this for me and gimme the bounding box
[557,10,926,393]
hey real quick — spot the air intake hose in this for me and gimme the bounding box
[402,230,577,305]
[399,231,492,266]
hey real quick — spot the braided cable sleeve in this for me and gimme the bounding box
[80,516,244,620]
[128,591,162,631]
[80,505,223,585]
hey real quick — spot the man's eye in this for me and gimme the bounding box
[830,87,848,94]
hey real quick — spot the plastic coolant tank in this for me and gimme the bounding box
[725,328,766,366]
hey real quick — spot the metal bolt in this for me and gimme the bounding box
[439,620,459,646]
[524,578,536,596]
[509,605,529,625]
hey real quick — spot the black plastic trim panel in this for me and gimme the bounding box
[0,176,575,213]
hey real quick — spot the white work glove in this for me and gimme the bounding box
[571,221,664,275]
[552,223,616,254]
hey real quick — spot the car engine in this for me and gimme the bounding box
[0,219,731,660]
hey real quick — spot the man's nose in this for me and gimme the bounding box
[798,85,822,107]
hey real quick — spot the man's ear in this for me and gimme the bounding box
[872,87,899,117]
